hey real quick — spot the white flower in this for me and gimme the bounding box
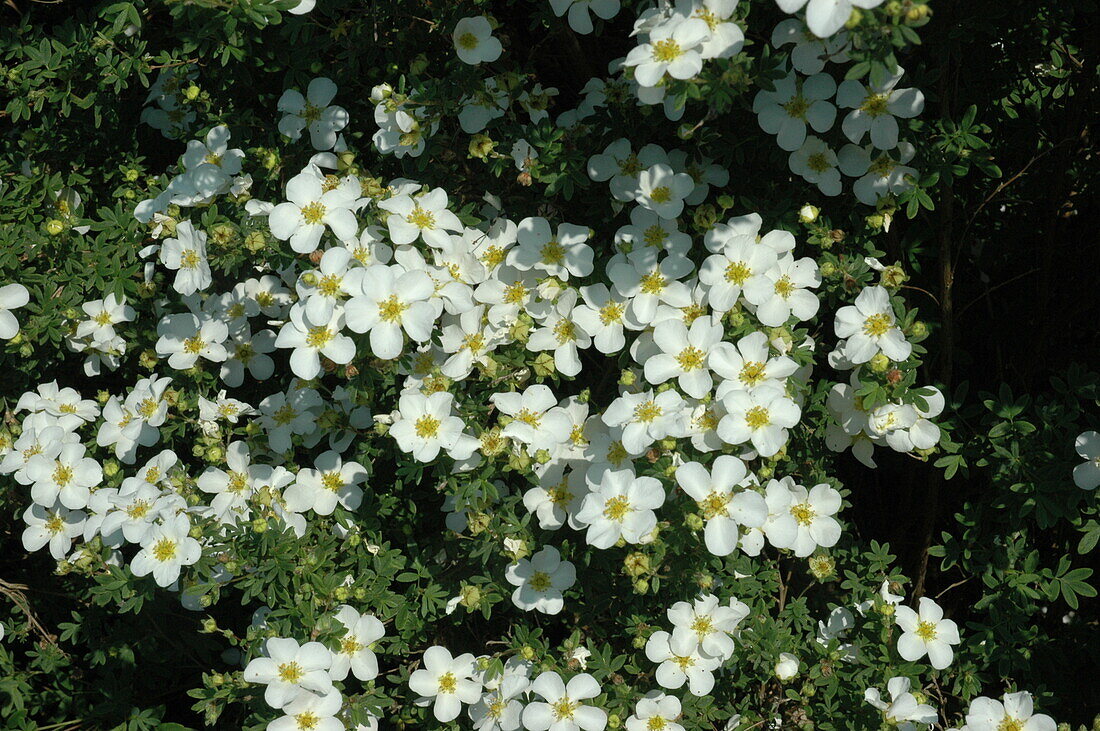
[549,0,620,34]
[278,77,350,150]
[572,284,636,354]
[775,0,885,40]
[963,691,1055,731]
[492,385,573,453]
[390,391,478,462]
[522,671,606,731]
[269,171,359,253]
[505,545,576,615]
[608,251,693,326]
[26,442,102,510]
[274,304,355,380]
[645,629,720,695]
[894,597,961,670]
[0,283,29,340]
[195,441,264,524]
[329,605,385,682]
[718,386,800,457]
[644,315,724,398]
[676,456,767,556]
[459,79,511,133]
[771,19,849,74]
[155,312,228,370]
[763,478,842,557]
[836,66,924,150]
[753,72,837,152]
[284,450,368,516]
[258,387,324,454]
[409,646,482,723]
[833,285,912,363]
[512,139,538,171]
[298,246,362,323]
[509,217,594,280]
[287,0,314,14]
[614,206,691,258]
[22,502,86,559]
[576,468,665,548]
[454,16,503,64]
[345,264,438,360]
[774,652,799,680]
[626,692,684,731]
[682,0,745,59]
[222,326,277,387]
[159,221,211,295]
[788,136,842,196]
[667,593,749,661]
[698,235,778,312]
[76,293,135,342]
[379,188,464,249]
[864,677,938,727]
[1073,430,1100,490]
[637,164,695,219]
[526,289,591,378]
[744,253,822,327]
[711,330,798,397]
[470,673,527,731]
[130,514,202,588]
[838,142,918,205]
[587,139,668,202]
[625,17,709,86]
[269,688,343,731]
[243,637,335,709]
[523,462,590,530]
[603,389,687,455]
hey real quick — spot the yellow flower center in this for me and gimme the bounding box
[725,261,751,284]
[45,515,65,533]
[790,502,815,526]
[863,312,893,337]
[151,537,177,562]
[997,718,1025,731]
[488,699,506,718]
[739,361,767,386]
[180,249,201,269]
[649,186,672,204]
[807,152,830,173]
[278,661,304,683]
[607,440,628,465]
[783,95,809,120]
[673,654,695,670]
[415,415,441,439]
[603,495,631,521]
[643,224,668,248]
[552,697,579,721]
[648,718,669,731]
[652,38,683,62]
[869,155,898,177]
[378,295,408,323]
[695,7,720,29]
[256,291,275,307]
[183,335,206,354]
[529,570,553,592]
[227,472,249,493]
[437,672,457,694]
[640,271,667,294]
[317,273,343,297]
[774,275,795,299]
[138,398,159,418]
[407,204,436,230]
[295,710,320,730]
[515,408,542,428]
[634,400,662,423]
[273,403,298,425]
[700,491,730,519]
[599,301,624,325]
[860,93,890,117]
[676,345,705,371]
[94,311,114,326]
[618,153,641,177]
[305,326,333,349]
[340,636,364,655]
[549,483,573,506]
[302,101,323,123]
[745,405,771,429]
[694,408,719,432]
[691,615,714,636]
[915,619,938,642]
[541,240,565,265]
[458,31,479,50]
[52,462,74,487]
[553,318,576,345]
[321,471,344,492]
[461,332,485,353]
[126,500,151,518]
[301,201,326,224]
[504,282,527,304]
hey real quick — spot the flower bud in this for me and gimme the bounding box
[334,586,350,601]
[684,512,704,531]
[798,204,820,223]
[201,618,218,633]
[808,554,836,580]
[880,264,907,289]
[819,261,837,278]
[459,585,482,608]
[869,353,891,372]
[184,84,201,101]
[468,134,496,160]
[623,552,650,578]
[521,645,537,661]
[618,369,636,386]
[910,321,928,338]
[45,219,65,236]
[633,579,649,594]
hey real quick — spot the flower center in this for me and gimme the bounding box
[340,636,364,655]
[672,654,695,670]
[860,93,890,117]
[227,472,249,493]
[52,462,74,487]
[301,201,326,224]
[45,515,65,533]
[553,318,576,345]
[552,697,579,721]
[273,403,298,425]
[807,152,830,173]
[306,326,333,349]
[869,155,897,177]
[739,361,767,386]
[302,101,323,123]
[458,31,479,50]
[540,240,565,265]
[634,400,662,423]
[127,500,151,518]
[676,346,705,371]
[691,615,714,636]
[640,271,667,294]
[774,275,795,299]
[407,204,436,230]
[278,661,304,683]
[180,249,201,269]
[603,495,631,521]
[649,186,672,204]
[790,502,816,526]
[725,260,751,284]
[549,484,573,506]
[317,273,343,297]
[415,415,441,439]
[321,471,344,492]
[643,224,668,248]
[183,335,206,354]
[94,311,114,326]
[915,620,938,642]
[863,312,892,337]
[295,711,320,730]
[461,332,485,353]
[647,718,669,731]
[617,154,641,177]
[378,295,408,323]
[700,491,730,519]
[652,38,683,63]
[745,405,771,429]
[783,95,809,120]
[437,671,457,694]
[529,570,553,592]
[599,301,624,325]
[151,537,177,562]
[515,408,542,428]
[997,718,1025,731]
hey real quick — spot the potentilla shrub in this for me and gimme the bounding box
[0,0,1087,729]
